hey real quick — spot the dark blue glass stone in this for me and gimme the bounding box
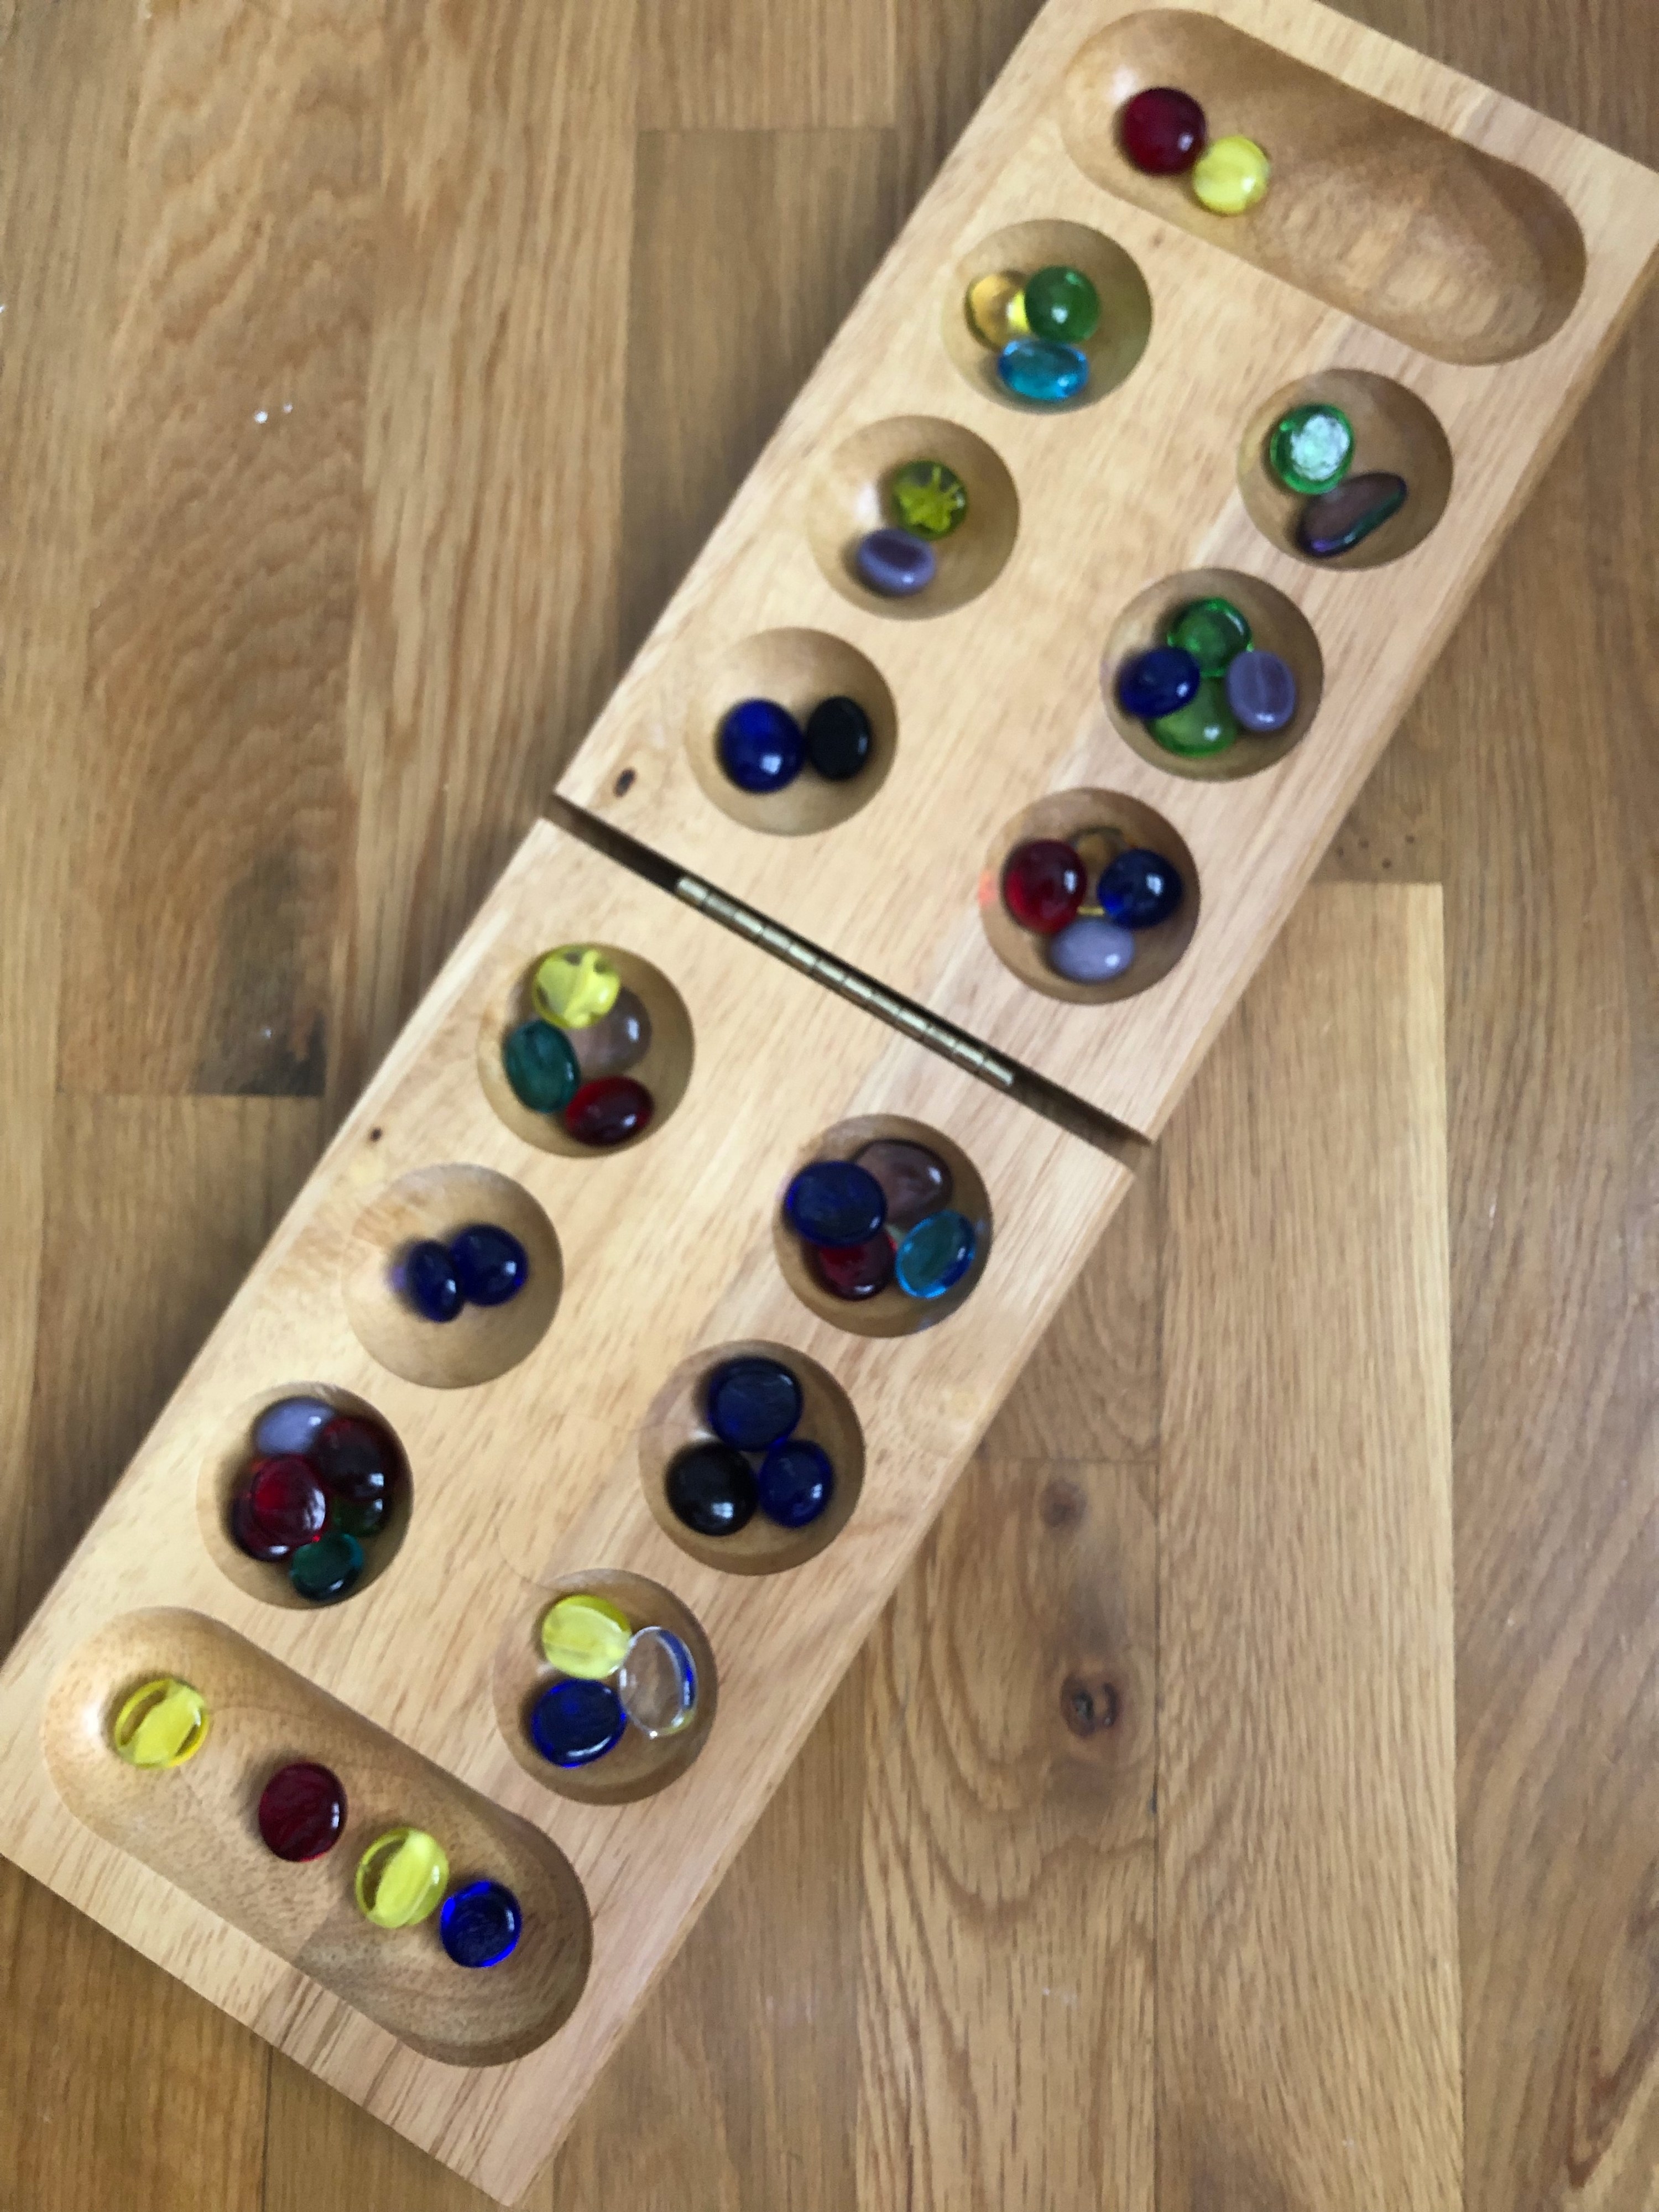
[997,337,1089,404]
[855,528,936,598]
[784,1160,887,1249]
[706,1356,802,1452]
[757,1439,834,1529]
[1116,646,1201,722]
[404,1239,463,1323]
[530,1678,626,1767]
[718,698,804,793]
[440,1879,523,1969]
[666,1442,758,1536]
[804,695,874,781]
[1098,848,1185,930]
[450,1223,529,1307]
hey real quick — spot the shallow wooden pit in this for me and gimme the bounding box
[687,628,898,836]
[804,414,1019,619]
[1237,368,1454,571]
[942,216,1152,413]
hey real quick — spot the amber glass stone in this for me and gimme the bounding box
[1002,839,1085,935]
[258,1761,347,1861]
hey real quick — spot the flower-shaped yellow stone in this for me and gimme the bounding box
[1191,134,1270,215]
[540,1593,632,1679]
[111,1678,209,1769]
[531,945,620,1030]
[355,1827,449,1928]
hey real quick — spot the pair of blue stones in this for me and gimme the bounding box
[400,1222,528,1324]
[718,695,874,795]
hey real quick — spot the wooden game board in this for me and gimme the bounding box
[0,0,1654,2201]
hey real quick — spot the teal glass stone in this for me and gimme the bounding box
[997,338,1089,405]
[894,1210,977,1301]
[289,1531,364,1605]
[503,1019,579,1114]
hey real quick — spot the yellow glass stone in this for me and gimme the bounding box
[540,1593,632,1679]
[1191,135,1270,215]
[531,946,620,1030]
[964,269,1029,348]
[1071,825,1128,919]
[111,1677,209,1769]
[355,1827,449,1928]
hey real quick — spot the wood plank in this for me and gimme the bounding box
[1156,883,1460,2209]
[636,0,894,132]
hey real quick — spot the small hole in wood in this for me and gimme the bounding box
[613,768,636,796]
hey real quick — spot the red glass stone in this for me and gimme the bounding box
[1118,86,1207,175]
[1002,839,1085,935]
[565,1075,655,1147]
[811,1234,896,1302]
[258,1760,347,1861]
[233,1455,328,1560]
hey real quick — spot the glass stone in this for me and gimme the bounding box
[1099,847,1185,930]
[1048,916,1136,983]
[894,1210,978,1301]
[1118,85,1207,174]
[530,1678,626,1767]
[855,527,936,598]
[112,1677,208,1769]
[889,460,967,540]
[784,1159,886,1248]
[854,1139,953,1232]
[1167,597,1251,676]
[666,1441,758,1537]
[503,1018,580,1113]
[1297,472,1408,559]
[804,695,874,782]
[1150,676,1239,759]
[450,1222,529,1307]
[1023,264,1100,344]
[1002,839,1084,936]
[717,697,804,794]
[403,1238,463,1323]
[618,1626,698,1739]
[531,946,620,1031]
[964,269,1029,348]
[1226,649,1298,733]
[571,989,651,1080]
[311,1415,402,1536]
[811,1234,895,1302]
[757,1439,834,1529]
[441,1879,523,1969]
[236,1455,328,1557]
[252,1395,333,1457]
[355,1826,448,1928]
[706,1356,802,1452]
[1192,134,1270,214]
[997,338,1089,405]
[1268,403,1354,495]
[1071,826,1125,916]
[540,1593,632,1679]
[258,1761,346,1861]
[289,1530,364,1605]
[1115,645,1201,722]
[564,1074,654,1147]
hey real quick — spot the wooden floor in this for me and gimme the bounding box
[0,0,1654,2205]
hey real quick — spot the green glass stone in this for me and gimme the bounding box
[503,1018,579,1114]
[888,460,967,541]
[1149,676,1239,759]
[1022,264,1100,343]
[289,1531,364,1605]
[1267,403,1355,495]
[1166,597,1251,677]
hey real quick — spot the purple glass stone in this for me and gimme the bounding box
[1296,472,1408,560]
[855,528,936,599]
[1225,649,1298,733]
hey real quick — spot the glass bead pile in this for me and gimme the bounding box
[530,1594,698,1767]
[229,1402,408,1604]
[1265,399,1410,559]
[962,259,1100,406]
[1002,828,1186,988]
[1117,85,1271,215]
[400,1222,530,1323]
[855,457,969,603]
[783,1145,978,1310]
[1117,594,1298,761]
[504,946,657,1146]
[717,692,876,795]
[665,1354,836,1543]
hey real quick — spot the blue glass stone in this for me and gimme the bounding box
[440,1879,523,1969]
[997,338,1089,405]
[855,528,936,598]
[804,696,874,781]
[1225,648,1298,733]
[1048,916,1136,983]
[784,1160,887,1249]
[530,1678,627,1767]
[403,1239,462,1323]
[757,1439,834,1528]
[450,1223,529,1307]
[252,1395,334,1457]
[1115,646,1201,722]
[706,1356,802,1452]
[667,1441,758,1536]
[502,1018,580,1113]
[717,698,804,793]
[1098,848,1185,930]
[894,1210,977,1301]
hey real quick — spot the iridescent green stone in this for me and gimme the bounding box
[888,460,967,540]
[503,1018,580,1113]
[1267,403,1355,495]
[1166,597,1251,677]
[1149,676,1239,759]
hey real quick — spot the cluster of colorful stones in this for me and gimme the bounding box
[530,1594,697,1767]
[666,1355,835,1541]
[1003,829,1185,985]
[400,1222,530,1325]
[718,693,875,795]
[503,945,655,1147]
[1117,595,1298,762]
[963,260,1102,406]
[855,458,968,601]
[783,1142,977,1307]
[1118,85,1270,215]
[228,1399,406,1604]
[1267,400,1409,558]
[109,1692,522,1966]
